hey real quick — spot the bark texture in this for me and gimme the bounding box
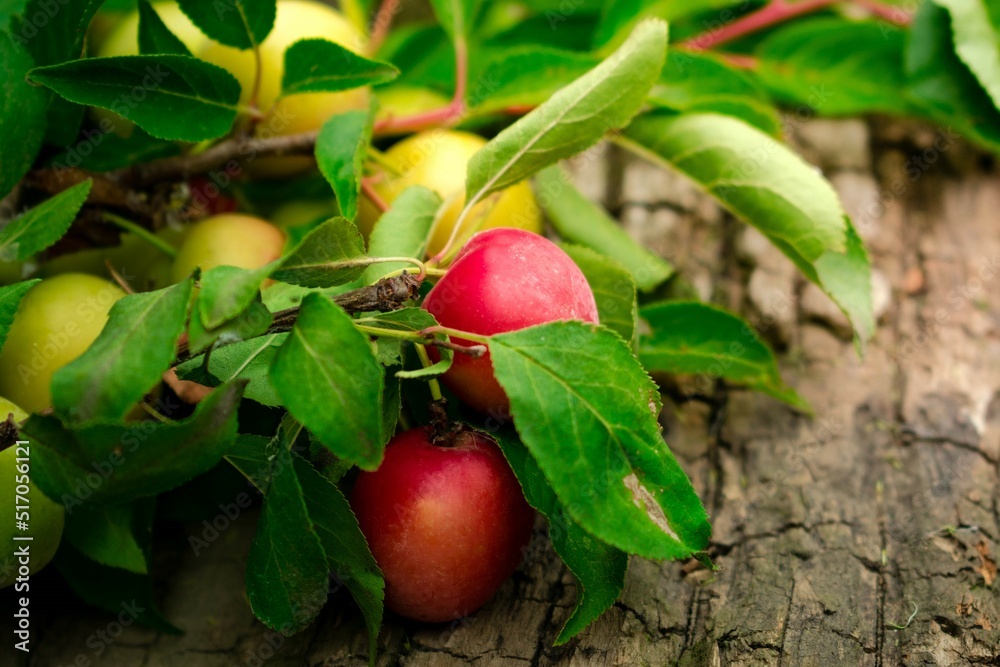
[16,118,1000,666]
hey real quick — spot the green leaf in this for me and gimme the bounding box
[51,279,193,424]
[755,18,911,117]
[29,55,242,142]
[272,217,369,288]
[226,434,272,492]
[315,108,375,222]
[490,321,711,561]
[271,294,385,469]
[534,165,672,291]
[464,19,666,212]
[651,50,780,135]
[55,545,179,634]
[0,38,47,200]
[495,430,627,644]
[177,333,287,406]
[11,0,100,67]
[360,186,441,284]
[63,502,148,575]
[138,0,192,55]
[936,0,1000,108]
[198,264,274,329]
[905,2,1000,152]
[0,180,90,262]
[187,293,273,356]
[177,0,276,50]
[0,280,38,353]
[25,382,245,504]
[246,450,329,635]
[282,39,399,96]
[623,112,874,342]
[814,219,874,349]
[295,454,384,658]
[638,301,808,410]
[561,245,637,343]
[427,0,480,41]
[472,47,597,115]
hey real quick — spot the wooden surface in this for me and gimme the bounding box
[12,118,1000,666]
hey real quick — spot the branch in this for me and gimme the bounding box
[116,130,320,188]
[173,273,423,365]
[680,0,837,51]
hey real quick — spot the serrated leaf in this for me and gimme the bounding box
[271,294,385,469]
[29,55,241,142]
[561,245,637,343]
[177,0,276,50]
[356,308,454,378]
[905,2,1000,152]
[51,279,193,424]
[177,333,287,406]
[936,0,1000,108]
[0,280,38,352]
[465,20,666,211]
[63,502,147,575]
[652,50,780,135]
[0,180,91,262]
[638,301,808,410]
[490,321,711,561]
[55,545,179,634]
[623,112,874,342]
[272,217,369,288]
[360,186,441,284]
[138,0,192,56]
[534,165,671,291]
[755,18,911,117]
[295,454,384,658]
[198,264,275,329]
[0,38,47,199]
[495,430,627,643]
[316,108,375,222]
[25,382,245,504]
[246,450,329,635]
[282,39,399,96]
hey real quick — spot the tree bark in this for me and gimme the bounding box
[18,118,1000,667]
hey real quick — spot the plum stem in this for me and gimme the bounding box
[414,344,444,401]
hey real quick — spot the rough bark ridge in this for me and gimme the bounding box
[20,119,1000,666]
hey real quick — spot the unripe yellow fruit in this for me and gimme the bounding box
[0,397,65,589]
[198,0,370,177]
[171,214,286,283]
[358,130,543,256]
[0,275,126,413]
[97,2,208,58]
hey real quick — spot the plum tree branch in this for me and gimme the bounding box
[116,130,321,188]
[680,0,911,51]
[173,273,422,365]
